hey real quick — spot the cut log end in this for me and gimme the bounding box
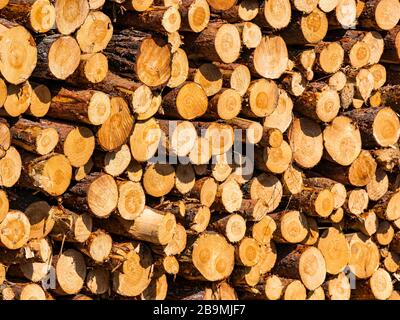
[48,36,81,80]
[88,174,118,218]
[0,26,37,85]
[55,249,86,295]
[279,210,309,244]
[31,0,56,33]
[192,233,235,281]
[0,210,30,250]
[254,36,288,79]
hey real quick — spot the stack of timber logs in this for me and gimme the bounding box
[0,0,399,300]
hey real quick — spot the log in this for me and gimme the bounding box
[294,83,340,122]
[220,0,258,22]
[19,152,72,196]
[35,35,81,80]
[0,118,11,158]
[273,245,327,290]
[288,117,323,169]
[371,148,400,172]
[0,0,56,33]
[97,96,134,152]
[248,35,288,80]
[358,0,400,31]
[270,210,309,244]
[55,0,89,35]
[209,213,246,243]
[10,118,58,156]
[342,107,400,148]
[314,42,344,74]
[86,267,109,295]
[281,8,328,45]
[235,237,260,267]
[188,176,217,207]
[179,232,235,281]
[288,186,335,218]
[160,82,208,120]
[76,11,113,53]
[28,84,51,118]
[0,22,37,84]
[94,144,131,176]
[240,79,279,118]
[317,227,350,275]
[255,141,293,174]
[180,0,210,32]
[366,167,388,201]
[344,189,369,216]
[115,5,181,33]
[184,21,241,64]
[143,163,175,197]
[264,89,293,134]
[54,249,86,295]
[254,0,291,30]
[372,190,400,221]
[116,180,145,220]
[62,172,118,218]
[0,210,30,250]
[104,28,171,87]
[323,272,351,300]
[346,210,378,237]
[0,146,21,188]
[50,206,92,243]
[97,207,176,245]
[323,116,362,166]
[46,87,111,126]
[314,150,377,187]
[352,268,393,300]
[347,232,380,279]
[2,81,32,117]
[76,229,112,263]
[168,48,189,88]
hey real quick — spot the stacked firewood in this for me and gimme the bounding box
[0,0,399,300]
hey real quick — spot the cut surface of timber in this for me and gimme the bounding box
[47,88,111,126]
[21,152,72,196]
[0,210,30,249]
[105,29,171,87]
[288,117,323,169]
[182,232,234,281]
[10,118,59,156]
[63,173,118,218]
[0,25,37,85]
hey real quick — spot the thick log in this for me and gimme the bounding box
[184,21,241,64]
[179,232,235,281]
[0,21,37,85]
[104,28,171,87]
[97,96,134,152]
[342,107,400,148]
[0,0,56,33]
[62,172,118,218]
[34,34,81,80]
[358,0,400,31]
[273,245,327,290]
[19,152,72,196]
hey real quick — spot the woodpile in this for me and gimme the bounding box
[0,0,400,301]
